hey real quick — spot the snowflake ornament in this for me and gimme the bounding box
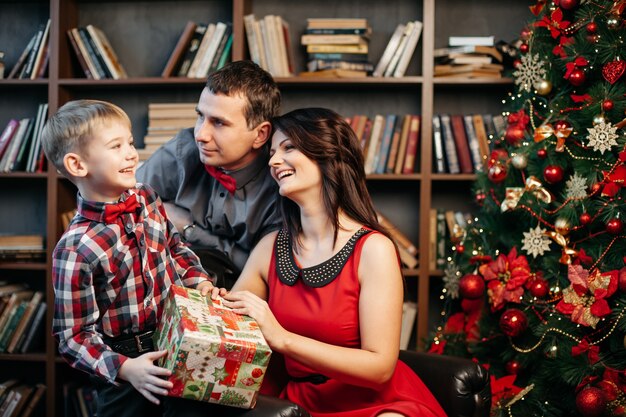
[513,54,546,92]
[565,173,588,200]
[586,121,619,154]
[442,265,461,299]
[521,225,552,258]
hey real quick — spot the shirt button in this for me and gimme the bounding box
[138,238,144,247]
[144,298,151,306]
[219,192,225,197]
[125,223,133,231]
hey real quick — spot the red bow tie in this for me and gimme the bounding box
[103,194,140,224]
[205,165,237,195]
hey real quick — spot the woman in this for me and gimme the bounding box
[222,108,445,417]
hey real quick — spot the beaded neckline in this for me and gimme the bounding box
[275,228,371,288]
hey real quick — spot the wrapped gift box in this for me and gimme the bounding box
[154,285,272,408]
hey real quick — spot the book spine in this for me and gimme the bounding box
[161,21,197,77]
[450,115,474,174]
[431,116,446,173]
[392,20,423,77]
[67,29,93,79]
[401,115,420,174]
[439,114,460,174]
[463,115,483,172]
[7,34,37,79]
[375,114,397,174]
[78,27,110,78]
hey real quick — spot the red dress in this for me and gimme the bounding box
[267,228,446,417]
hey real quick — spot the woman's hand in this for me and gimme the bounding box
[222,291,286,350]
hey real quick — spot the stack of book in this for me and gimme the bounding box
[0,104,49,173]
[429,209,472,271]
[0,380,46,417]
[373,20,423,77]
[243,14,294,78]
[434,35,503,78]
[431,113,505,174]
[6,19,51,80]
[62,383,98,417]
[347,113,421,175]
[0,283,47,355]
[0,234,45,263]
[300,18,373,77]
[162,20,233,78]
[139,102,197,161]
[67,25,127,79]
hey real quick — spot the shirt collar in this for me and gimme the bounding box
[77,190,135,223]
[221,149,270,191]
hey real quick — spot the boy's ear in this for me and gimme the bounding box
[251,121,272,149]
[63,153,88,177]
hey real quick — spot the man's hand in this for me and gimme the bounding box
[196,281,228,299]
[163,202,193,233]
[117,350,173,404]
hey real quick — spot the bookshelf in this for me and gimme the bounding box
[0,0,529,415]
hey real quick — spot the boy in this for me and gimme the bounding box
[137,60,282,288]
[42,100,214,417]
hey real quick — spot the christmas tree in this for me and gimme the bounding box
[430,1,626,416]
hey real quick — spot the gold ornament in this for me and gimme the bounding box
[511,153,528,169]
[534,79,553,95]
[593,114,608,125]
[555,218,571,235]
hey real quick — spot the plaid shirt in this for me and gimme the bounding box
[52,183,210,383]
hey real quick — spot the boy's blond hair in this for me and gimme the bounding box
[41,99,131,177]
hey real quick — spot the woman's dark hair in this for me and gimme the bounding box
[271,107,392,248]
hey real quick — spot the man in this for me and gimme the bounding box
[137,60,282,288]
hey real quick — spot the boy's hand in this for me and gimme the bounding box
[197,281,228,299]
[117,350,173,404]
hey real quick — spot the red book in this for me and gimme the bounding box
[0,120,20,161]
[450,115,474,173]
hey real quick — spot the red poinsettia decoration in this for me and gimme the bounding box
[491,374,524,407]
[535,7,571,38]
[601,152,626,197]
[553,35,574,57]
[556,264,618,328]
[479,248,532,311]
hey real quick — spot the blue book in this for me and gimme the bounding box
[375,114,397,174]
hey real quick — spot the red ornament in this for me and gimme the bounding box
[606,218,623,234]
[568,68,586,86]
[251,368,264,378]
[587,34,600,43]
[499,308,528,337]
[579,212,591,226]
[591,183,602,194]
[586,22,598,33]
[559,0,579,9]
[505,126,526,145]
[602,99,615,112]
[544,165,564,184]
[488,162,507,183]
[537,148,547,159]
[505,360,521,375]
[459,274,485,299]
[513,59,522,68]
[519,43,529,53]
[456,244,465,254]
[528,277,549,298]
[576,387,606,417]
[602,60,626,84]
[520,28,532,40]
[475,191,486,205]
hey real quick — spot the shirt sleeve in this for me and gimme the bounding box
[51,248,128,384]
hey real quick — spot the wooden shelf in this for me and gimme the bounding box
[0,262,47,270]
[0,353,47,362]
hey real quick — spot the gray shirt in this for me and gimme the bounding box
[136,128,281,271]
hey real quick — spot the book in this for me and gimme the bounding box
[393,114,412,175]
[78,27,111,78]
[400,301,417,350]
[305,27,371,35]
[364,114,385,174]
[216,32,233,71]
[6,291,43,353]
[0,301,27,352]
[187,22,216,78]
[306,60,374,73]
[306,18,369,30]
[428,208,437,271]
[19,384,46,417]
[373,23,406,77]
[67,29,93,79]
[19,301,47,353]
[0,119,30,172]
[438,114,460,174]
[148,102,196,119]
[431,115,446,173]
[300,34,367,45]
[375,114,397,174]
[86,25,128,79]
[384,21,415,77]
[20,23,46,79]
[463,115,483,172]
[402,115,420,174]
[208,23,233,73]
[10,118,35,172]
[447,54,494,65]
[25,103,48,173]
[385,118,403,173]
[448,35,495,46]
[436,210,447,268]
[299,68,367,78]
[70,27,101,80]
[148,117,197,129]
[177,23,207,77]
[243,14,262,67]
[0,380,18,407]
[309,52,370,62]
[29,19,51,80]
[0,291,33,344]
[306,44,368,54]
[0,120,20,163]
[161,21,197,77]
[450,115,474,174]
[7,34,37,79]
[0,234,44,250]
[393,20,423,77]
[2,384,34,417]
[433,44,502,62]
[195,21,228,77]
[472,114,491,170]
[0,284,28,298]
[376,212,418,256]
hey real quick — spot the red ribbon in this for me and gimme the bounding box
[104,194,140,224]
[205,165,237,195]
[572,339,600,364]
[564,57,589,79]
